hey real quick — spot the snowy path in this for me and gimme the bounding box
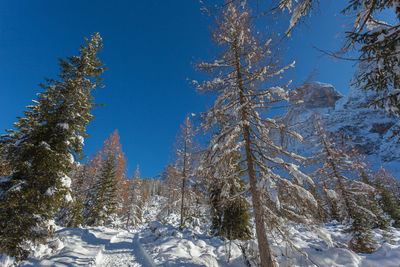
[19,227,156,267]
[99,230,156,267]
[99,230,139,267]
[15,218,400,267]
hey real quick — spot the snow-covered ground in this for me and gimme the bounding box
[8,220,400,267]
[16,227,154,267]
[2,196,400,266]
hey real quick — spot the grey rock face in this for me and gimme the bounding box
[281,81,400,173]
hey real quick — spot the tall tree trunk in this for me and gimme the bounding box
[234,39,274,267]
[244,126,274,267]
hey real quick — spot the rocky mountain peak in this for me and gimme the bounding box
[293,81,343,109]
[283,82,400,173]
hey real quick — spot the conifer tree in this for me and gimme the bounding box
[77,153,104,225]
[78,130,127,227]
[0,33,104,261]
[173,116,197,229]
[87,152,119,226]
[194,4,321,266]
[210,0,399,117]
[311,119,381,253]
[209,152,252,241]
[102,130,128,216]
[0,158,11,178]
[56,163,86,227]
[375,168,400,227]
[276,0,400,116]
[359,169,390,230]
[162,163,181,216]
[124,166,144,227]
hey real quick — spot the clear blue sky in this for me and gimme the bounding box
[0,0,355,178]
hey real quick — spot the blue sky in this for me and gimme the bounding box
[0,0,356,178]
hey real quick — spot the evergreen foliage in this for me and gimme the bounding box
[374,169,400,227]
[0,33,104,261]
[276,0,400,116]
[124,168,144,227]
[56,164,85,228]
[311,119,384,253]
[348,209,377,253]
[209,153,252,241]
[87,152,119,226]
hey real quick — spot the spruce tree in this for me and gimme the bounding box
[56,163,85,227]
[0,33,104,261]
[102,130,128,217]
[209,152,252,241]
[87,152,119,226]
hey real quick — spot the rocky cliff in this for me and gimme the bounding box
[281,81,400,173]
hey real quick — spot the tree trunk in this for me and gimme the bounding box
[244,125,274,267]
[180,175,186,228]
[125,210,131,228]
[233,37,274,266]
[180,132,188,229]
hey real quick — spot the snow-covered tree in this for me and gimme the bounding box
[194,4,321,266]
[276,0,400,116]
[208,151,252,241]
[0,33,104,261]
[209,1,399,118]
[374,167,400,227]
[161,163,181,216]
[124,166,144,227]
[311,119,382,253]
[101,130,128,217]
[173,116,197,229]
[87,152,119,226]
[56,163,86,227]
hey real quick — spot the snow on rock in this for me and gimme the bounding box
[281,81,400,173]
